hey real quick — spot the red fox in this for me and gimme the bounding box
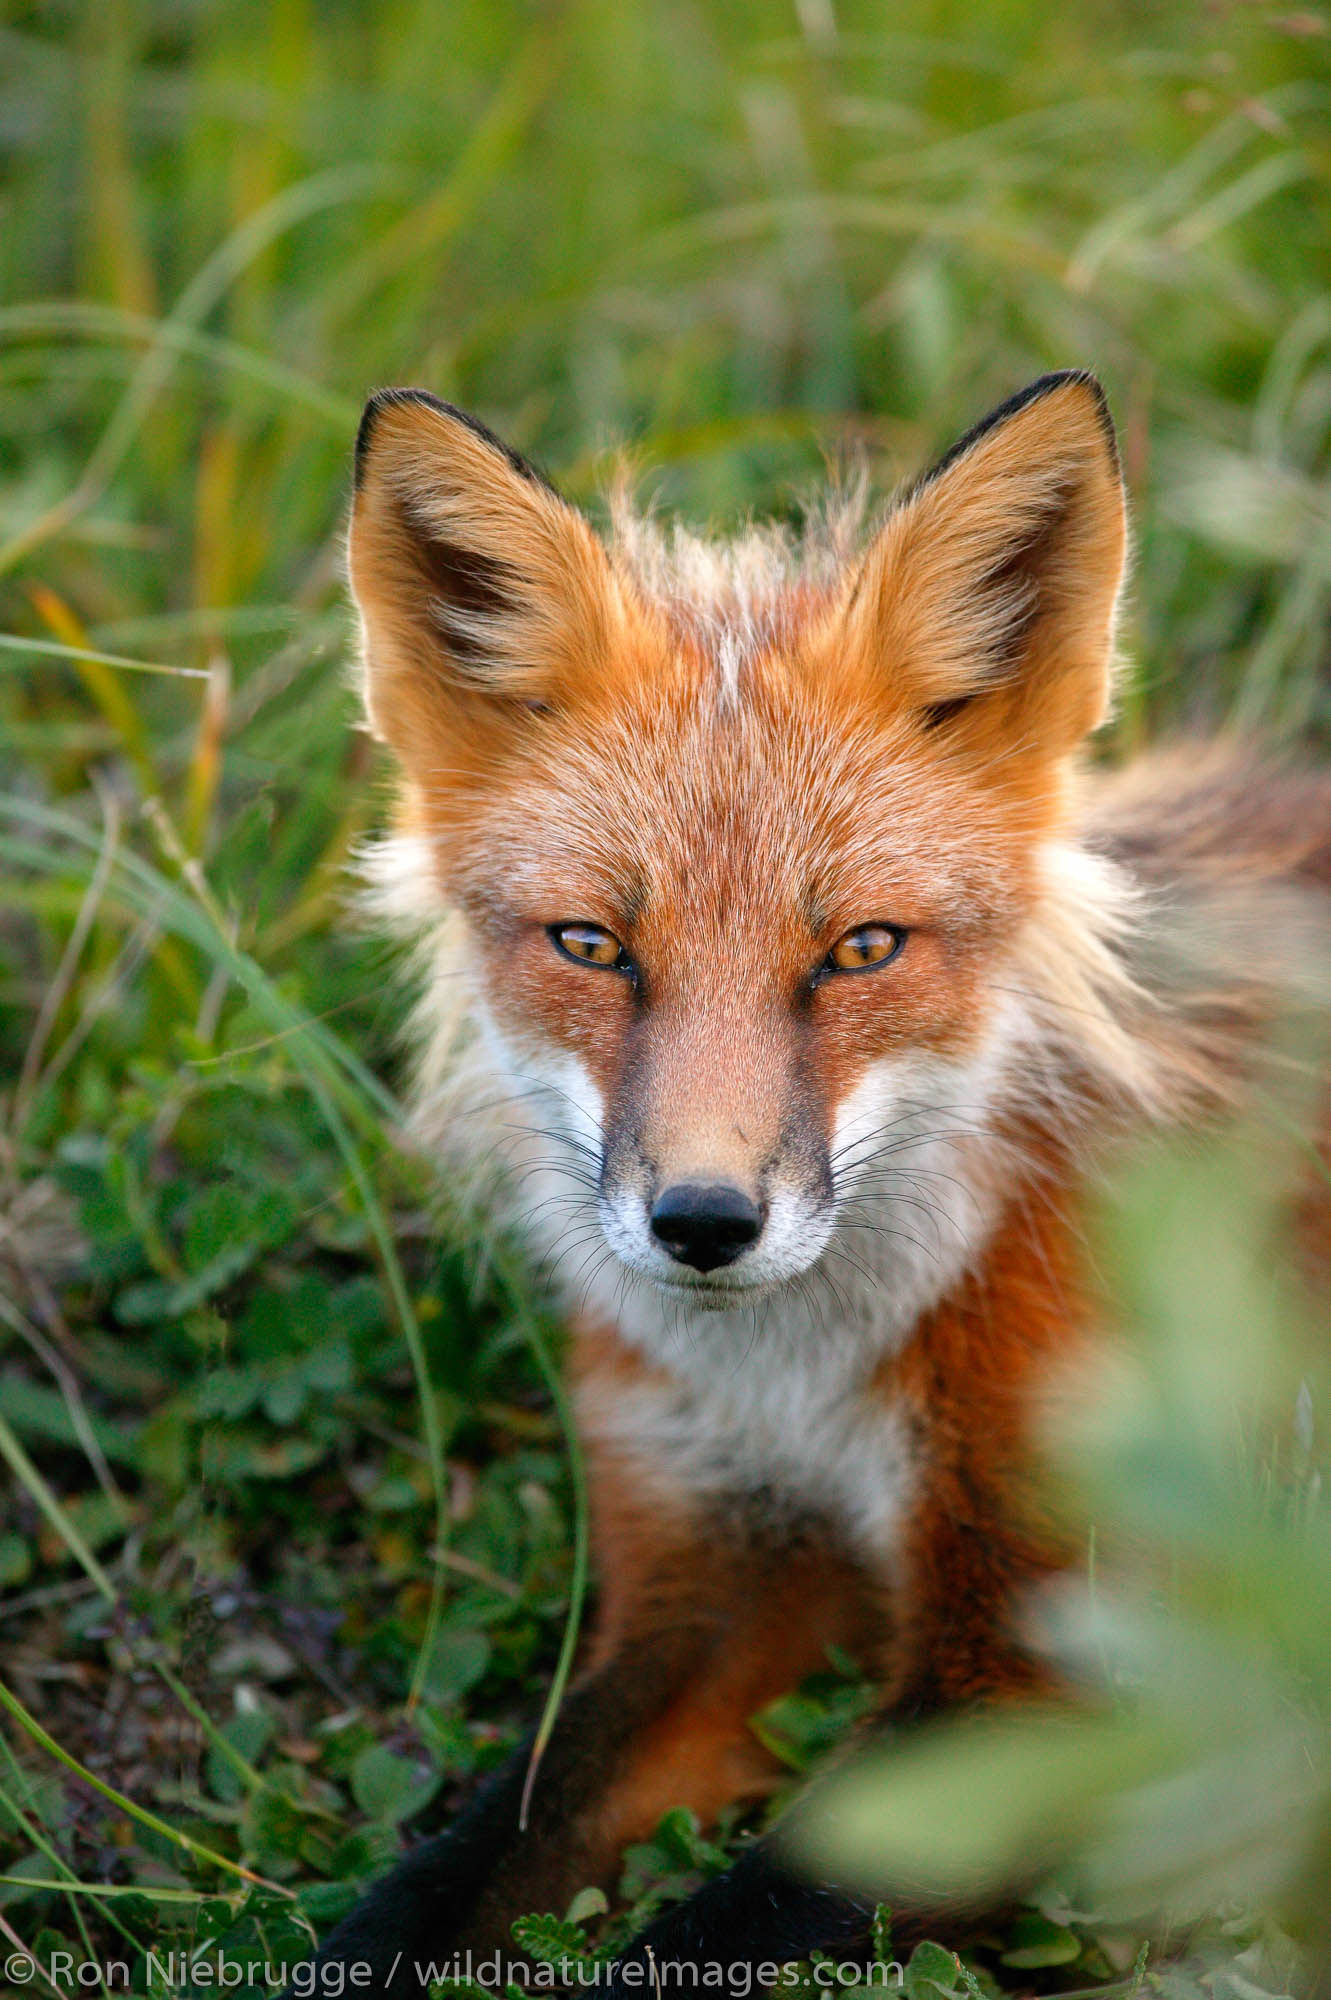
[299,373,1331,1996]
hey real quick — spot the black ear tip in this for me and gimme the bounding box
[1030,368,1117,451]
[996,369,1118,467]
[352,389,558,498]
[912,368,1119,496]
[353,387,455,488]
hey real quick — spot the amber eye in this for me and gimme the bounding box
[822,924,906,975]
[550,922,633,971]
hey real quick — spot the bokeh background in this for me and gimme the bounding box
[1,3,1330,1994]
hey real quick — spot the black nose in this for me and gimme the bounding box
[649,1183,765,1272]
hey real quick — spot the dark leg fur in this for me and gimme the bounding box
[294,1790,876,2000]
[605,1844,875,1999]
[289,1701,999,2000]
[283,1632,711,2000]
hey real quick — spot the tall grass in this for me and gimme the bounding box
[1,2,1329,1993]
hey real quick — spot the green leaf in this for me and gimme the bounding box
[0,1532,33,1589]
[350,1744,440,1825]
[115,1241,257,1323]
[367,1473,423,1513]
[326,1824,404,1882]
[617,1806,731,1906]
[565,1886,609,1925]
[790,1706,1174,1903]
[905,1942,971,2000]
[0,1771,63,1836]
[183,1182,296,1270]
[1000,1913,1083,1969]
[194,1897,244,1944]
[421,1627,491,1706]
[749,1675,874,1773]
[296,1881,362,1926]
[509,1911,599,1966]
[0,1372,140,1466]
[202,1429,329,1480]
[241,1790,310,1881]
[206,1707,276,1805]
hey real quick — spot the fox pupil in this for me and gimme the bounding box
[553,922,625,967]
[827,924,903,972]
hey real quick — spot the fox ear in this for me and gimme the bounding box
[842,371,1126,763]
[349,389,619,758]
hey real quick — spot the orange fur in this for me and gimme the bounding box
[343,375,1331,1944]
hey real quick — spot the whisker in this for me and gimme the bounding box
[822,1241,889,1292]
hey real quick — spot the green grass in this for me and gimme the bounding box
[1,1,1330,1994]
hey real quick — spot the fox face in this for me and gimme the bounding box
[352,377,1130,1357]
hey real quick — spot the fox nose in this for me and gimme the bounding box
[649,1183,765,1272]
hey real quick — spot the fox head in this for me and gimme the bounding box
[351,375,1130,1359]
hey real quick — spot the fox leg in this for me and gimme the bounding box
[601,1489,1069,2000]
[292,1492,873,2000]
[290,1628,708,1999]
[458,1528,867,1958]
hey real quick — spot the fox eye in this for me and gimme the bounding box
[550,922,633,972]
[822,924,906,975]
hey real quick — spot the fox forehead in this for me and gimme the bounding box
[446,645,1038,946]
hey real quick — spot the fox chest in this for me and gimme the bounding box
[573,1336,919,1568]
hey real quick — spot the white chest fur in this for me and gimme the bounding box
[574,1330,917,1562]
[443,1034,1001,1564]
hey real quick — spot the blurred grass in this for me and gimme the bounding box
[1,0,1330,1992]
